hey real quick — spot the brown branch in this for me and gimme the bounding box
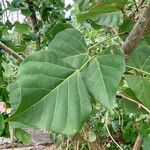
[122,2,150,149]
[25,0,40,49]
[122,1,150,59]
[0,42,23,62]
[133,135,142,150]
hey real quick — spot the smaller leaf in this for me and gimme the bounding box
[0,114,10,138]
[0,114,5,135]
[21,7,32,16]
[93,11,123,27]
[123,123,137,143]
[119,17,134,40]
[126,76,150,109]
[120,98,145,114]
[127,45,150,73]
[100,0,128,8]
[14,128,31,145]
[15,22,30,35]
[76,5,119,22]
[77,0,90,11]
[139,122,150,138]
[142,134,150,150]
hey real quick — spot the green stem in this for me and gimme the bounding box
[79,56,94,71]
[88,32,125,50]
[126,65,150,76]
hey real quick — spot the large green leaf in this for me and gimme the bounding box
[128,46,150,73]
[126,76,150,109]
[0,114,5,135]
[76,5,119,22]
[7,52,92,135]
[93,11,123,27]
[7,29,125,134]
[82,46,125,109]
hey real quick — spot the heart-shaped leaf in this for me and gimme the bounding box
[7,29,125,134]
[7,51,91,135]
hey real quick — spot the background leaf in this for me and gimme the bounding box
[15,22,30,35]
[76,5,119,22]
[0,114,5,135]
[142,134,150,150]
[126,76,150,109]
[127,45,150,73]
[93,11,123,27]
[14,128,31,145]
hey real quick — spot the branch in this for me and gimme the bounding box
[105,115,123,150]
[118,93,150,150]
[0,42,23,62]
[25,0,40,49]
[133,135,142,150]
[122,1,150,59]
[118,93,150,114]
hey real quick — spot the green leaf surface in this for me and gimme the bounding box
[93,11,123,27]
[139,122,150,138]
[49,29,89,69]
[142,134,150,150]
[76,5,119,22]
[46,23,72,42]
[100,0,128,8]
[7,29,125,134]
[0,114,5,135]
[126,76,150,109]
[128,46,150,73]
[15,22,30,35]
[77,0,90,11]
[7,51,92,135]
[8,83,21,112]
[14,128,31,145]
[119,17,134,40]
[82,46,125,109]
[120,88,146,114]
[21,7,32,16]
[1,38,26,52]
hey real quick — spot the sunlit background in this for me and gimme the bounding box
[0,0,74,23]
